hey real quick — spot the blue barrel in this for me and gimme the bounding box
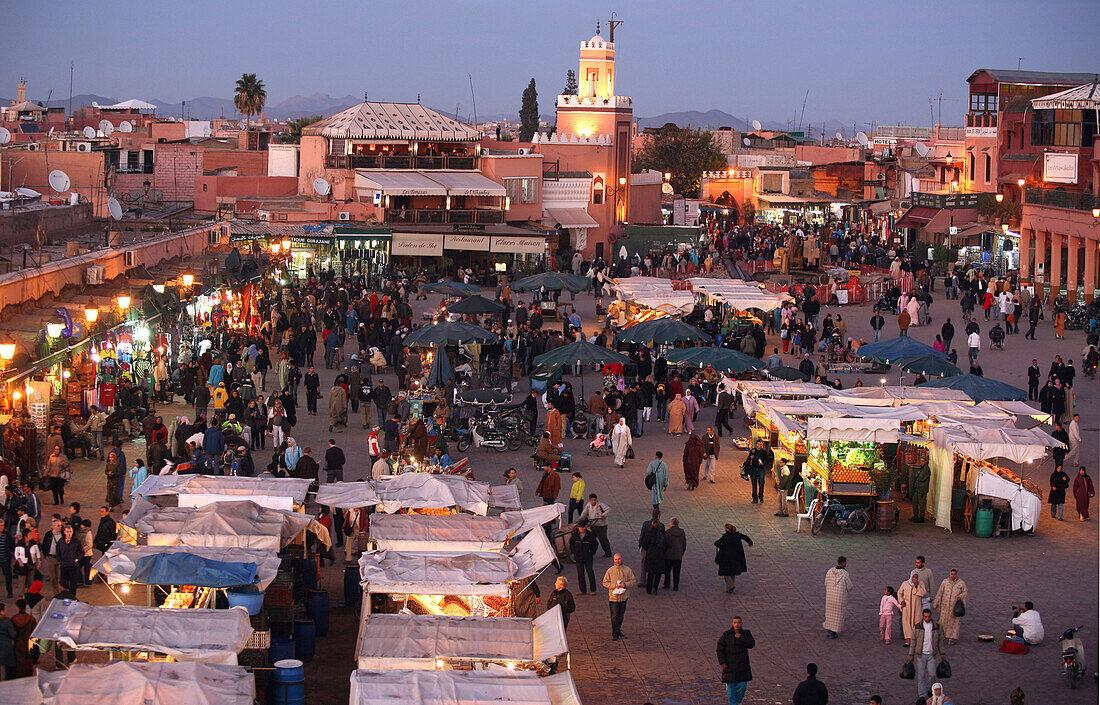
[307,589,330,638]
[343,561,361,609]
[271,658,305,705]
[269,637,295,665]
[300,558,318,591]
[293,619,316,662]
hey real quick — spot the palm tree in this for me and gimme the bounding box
[234,73,267,128]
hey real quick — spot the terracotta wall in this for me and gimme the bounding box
[194,176,298,212]
[153,143,203,201]
[0,203,94,247]
[203,148,267,176]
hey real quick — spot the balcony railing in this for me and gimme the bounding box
[325,154,477,170]
[1025,187,1100,213]
[385,208,505,225]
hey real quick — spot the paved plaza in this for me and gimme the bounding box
[51,283,1097,705]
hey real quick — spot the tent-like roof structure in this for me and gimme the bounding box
[616,318,710,346]
[349,669,582,705]
[0,662,254,705]
[105,99,158,111]
[1031,80,1100,110]
[369,504,564,552]
[372,473,492,515]
[93,542,282,590]
[311,102,480,141]
[31,599,253,664]
[122,500,313,550]
[132,475,312,504]
[687,277,792,311]
[611,277,696,316]
[854,336,945,364]
[919,373,1027,402]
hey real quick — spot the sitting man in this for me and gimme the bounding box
[1010,601,1044,644]
[536,431,562,465]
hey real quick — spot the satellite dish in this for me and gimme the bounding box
[82,126,96,139]
[107,197,123,220]
[752,119,762,131]
[0,127,10,145]
[661,182,674,195]
[742,137,751,147]
[119,121,133,133]
[914,142,930,158]
[92,101,99,108]
[238,120,247,130]
[15,187,41,198]
[312,177,332,196]
[856,131,869,147]
[835,131,843,141]
[99,120,115,136]
[49,170,71,193]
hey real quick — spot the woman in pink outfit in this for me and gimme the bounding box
[878,585,904,644]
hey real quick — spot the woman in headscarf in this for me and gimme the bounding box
[283,437,303,475]
[667,394,686,435]
[682,433,703,490]
[105,450,125,510]
[1073,466,1094,520]
[611,418,632,469]
[928,682,954,705]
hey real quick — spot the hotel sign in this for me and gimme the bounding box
[391,232,444,256]
[1043,152,1077,184]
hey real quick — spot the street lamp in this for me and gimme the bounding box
[84,307,99,324]
[271,243,281,255]
[995,193,1004,202]
[46,322,64,339]
[117,295,131,311]
[181,273,194,287]
[281,239,292,251]
[1092,208,1099,219]
[0,338,15,366]
[1017,178,1026,187]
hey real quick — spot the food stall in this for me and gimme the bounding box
[738,381,833,418]
[355,608,568,671]
[120,499,316,550]
[368,504,563,553]
[132,475,313,511]
[687,278,791,335]
[801,417,900,518]
[349,669,582,705]
[314,478,521,515]
[610,277,696,321]
[30,599,253,665]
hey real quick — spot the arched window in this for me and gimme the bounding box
[592,176,604,205]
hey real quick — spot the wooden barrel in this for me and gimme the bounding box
[876,500,896,531]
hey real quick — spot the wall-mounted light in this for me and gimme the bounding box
[995,194,1004,202]
[117,295,131,310]
[85,307,99,323]
[181,273,194,287]
[152,284,165,294]
[46,322,64,338]
[1017,178,1026,187]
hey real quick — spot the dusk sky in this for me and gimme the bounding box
[3,0,1098,127]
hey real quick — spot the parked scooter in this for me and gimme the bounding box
[1060,624,1086,689]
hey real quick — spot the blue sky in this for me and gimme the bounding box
[3,0,1097,125]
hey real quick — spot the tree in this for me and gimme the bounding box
[518,78,539,142]
[633,123,725,198]
[234,73,267,128]
[563,70,578,96]
[280,114,323,144]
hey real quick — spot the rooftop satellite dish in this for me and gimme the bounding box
[752,119,762,131]
[856,131,869,147]
[742,137,751,147]
[49,169,71,193]
[914,142,930,158]
[312,177,332,196]
[99,120,115,136]
[119,121,133,133]
[835,131,843,141]
[82,126,96,139]
[92,101,99,108]
[107,197,123,220]
[0,127,10,145]
[15,187,40,198]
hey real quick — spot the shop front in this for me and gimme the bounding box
[288,226,393,281]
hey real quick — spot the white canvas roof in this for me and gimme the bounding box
[490,484,522,510]
[132,475,312,503]
[316,102,480,141]
[425,170,507,196]
[687,277,791,311]
[349,669,582,705]
[545,207,598,230]
[93,541,282,590]
[370,514,509,552]
[31,599,252,665]
[355,606,567,669]
[106,99,158,111]
[0,662,254,705]
[373,473,491,515]
[612,277,696,316]
[315,482,383,509]
[123,500,313,550]
[356,170,448,196]
[498,503,564,538]
[806,416,899,443]
[979,400,1053,424]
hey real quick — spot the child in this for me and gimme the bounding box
[879,585,903,644]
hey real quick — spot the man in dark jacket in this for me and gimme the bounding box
[324,440,346,483]
[569,522,599,594]
[93,507,117,554]
[792,663,829,705]
[303,366,321,415]
[717,616,755,705]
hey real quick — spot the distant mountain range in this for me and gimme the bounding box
[636,109,854,138]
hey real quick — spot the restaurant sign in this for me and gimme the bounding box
[490,235,546,254]
[391,232,444,256]
[1043,152,1077,184]
[445,233,490,251]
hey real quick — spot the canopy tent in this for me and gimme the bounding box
[132,475,312,508]
[611,277,696,316]
[421,282,478,297]
[94,542,281,590]
[855,336,946,364]
[533,340,629,369]
[122,500,313,550]
[615,318,710,346]
[314,482,383,509]
[106,99,158,111]
[979,400,1052,425]
[665,347,763,373]
[489,483,522,510]
[686,277,791,311]
[349,669,582,705]
[356,607,567,670]
[426,343,455,387]
[403,321,498,347]
[31,599,252,665]
[1031,81,1100,110]
[370,514,508,553]
[373,473,492,515]
[511,272,589,293]
[806,417,900,444]
[919,373,1027,402]
[738,381,832,415]
[827,386,972,406]
[448,295,506,315]
[0,662,254,705]
[896,354,961,378]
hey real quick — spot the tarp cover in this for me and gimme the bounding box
[93,542,281,590]
[31,599,252,664]
[979,400,1052,424]
[349,669,582,705]
[314,482,383,509]
[130,553,258,588]
[124,500,313,550]
[373,473,491,515]
[489,484,522,510]
[0,662,254,705]
[498,503,564,539]
[806,417,899,443]
[687,278,791,311]
[370,514,508,552]
[132,475,312,502]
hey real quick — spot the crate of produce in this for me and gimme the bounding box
[245,630,271,650]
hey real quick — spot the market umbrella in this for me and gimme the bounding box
[895,354,961,378]
[456,389,512,404]
[766,366,806,381]
[426,344,454,387]
[511,272,589,293]
[402,321,498,347]
[918,373,1027,402]
[665,347,764,373]
[533,340,629,369]
[421,282,478,297]
[616,318,710,346]
[447,295,506,315]
[855,336,945,364]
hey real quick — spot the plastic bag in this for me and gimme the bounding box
[936,658,952,679]
[899,661,915,679]
[953,599,965,617]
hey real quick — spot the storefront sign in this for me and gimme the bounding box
[445,233,490,251]
[291,234,336,246]
[965,127,997,138]
[1043,152,1077,184]
[391,232,444,256]
[490,235,546,254]
[453,223,486,233]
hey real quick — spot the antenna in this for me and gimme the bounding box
[119,120,133,133]
[752,119,762,132]
[607,13,623,42]
[82,126,96,139]
[0,127,12,145]
[99,119,114,136]
[312,177,332,196]
[107,196,123,220]
[49,169,71,193]
[468,73,478,126]
[1017,57,1024,70]
[798,90,809,131]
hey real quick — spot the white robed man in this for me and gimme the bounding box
[898,571,926,646]
[932,568,968,644]
[822,556,853,638]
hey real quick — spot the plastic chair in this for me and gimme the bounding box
[786,481,803,505]
[796,497,819,533]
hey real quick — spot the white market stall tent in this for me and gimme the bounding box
[314,481,383,509]
[370,504,564,552]
[315,476,521,513]
[355,606,568,669]
[806,416,900,444]
[132,475,313,511]
[93,541,282,590]
[611,277,695,316]
[30,599,253,664]
[687,277,792,311]
[349,669,582,705]
[0,662,254,705]
[121,499,314,550]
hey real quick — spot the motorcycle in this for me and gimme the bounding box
[811,499,870,535]
[1060,625,1086,689]
[470,419,523,453]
